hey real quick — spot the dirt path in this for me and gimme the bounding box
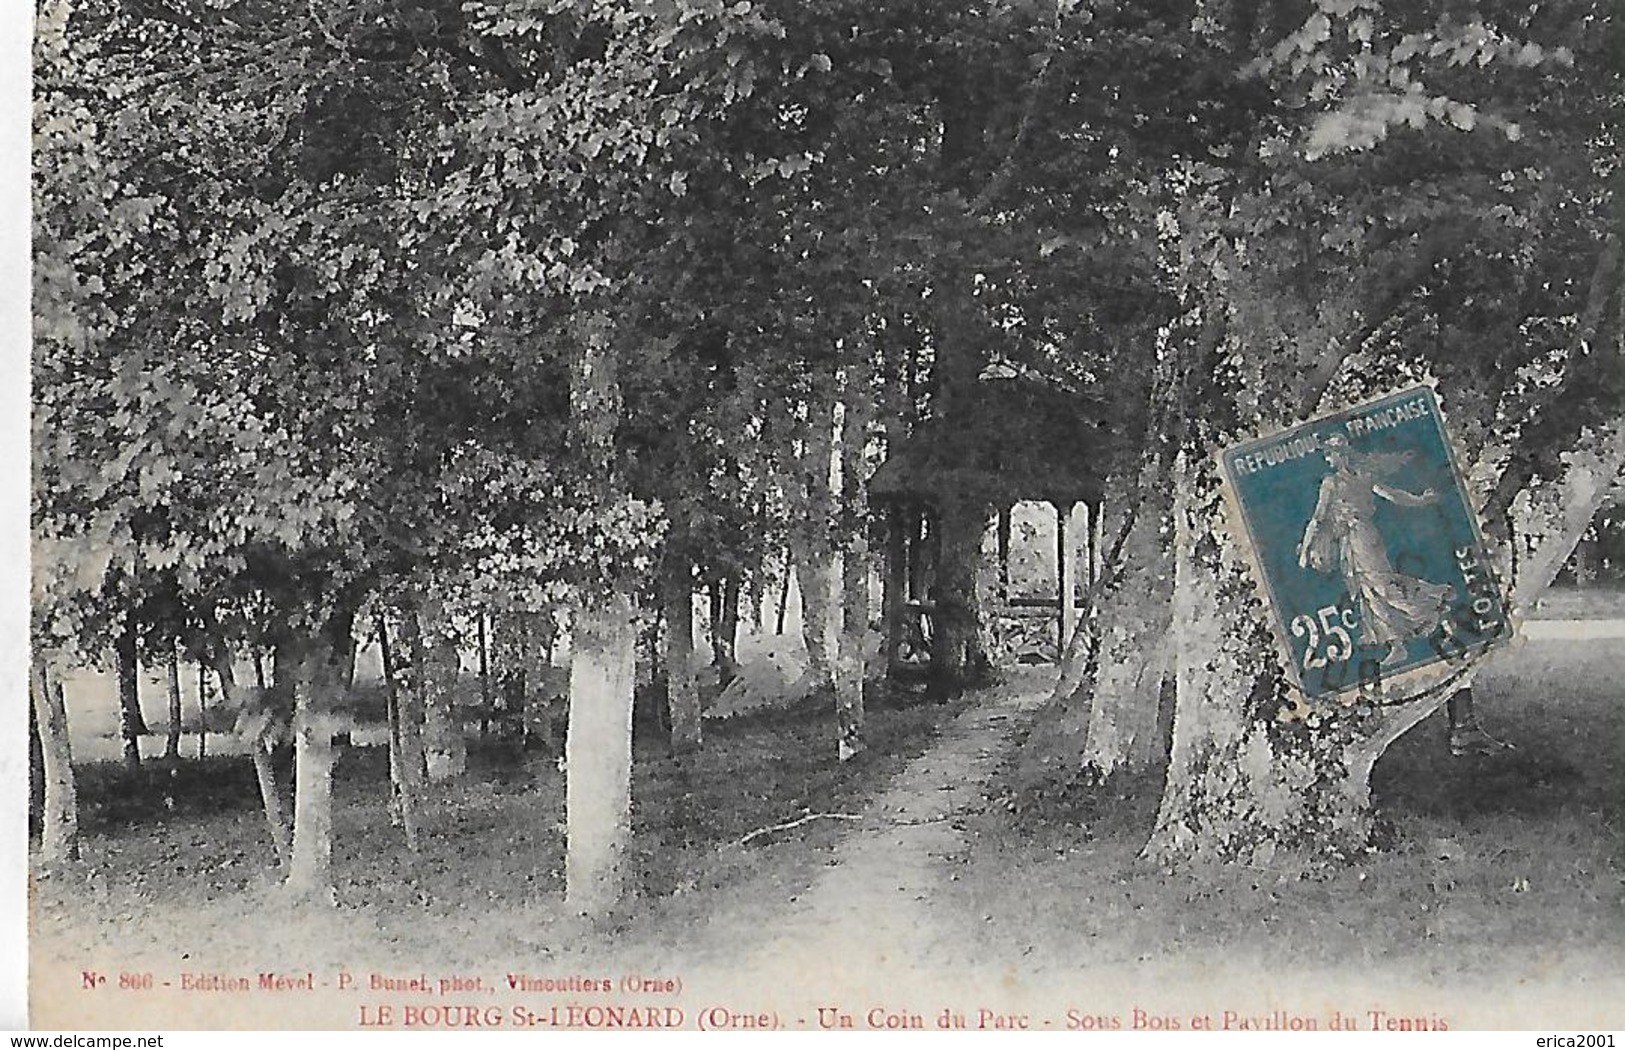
[654,667,1054,984]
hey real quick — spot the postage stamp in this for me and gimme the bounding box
[1219,384,1512,704]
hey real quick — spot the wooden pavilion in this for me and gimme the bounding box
[868,376,1119,675]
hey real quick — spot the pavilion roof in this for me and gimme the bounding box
[869,376,1118,507]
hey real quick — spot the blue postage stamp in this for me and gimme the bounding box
[1219,385,1511,703]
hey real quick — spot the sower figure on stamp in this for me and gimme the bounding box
[1297,433,1510,756]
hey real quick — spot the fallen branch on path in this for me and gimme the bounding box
[887,814,953,828]
[736,811,863,847]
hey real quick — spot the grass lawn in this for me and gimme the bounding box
[930,637,1624,992]
[28,638,1623,1028]
[31,681,973,974]
[1528,583,1625,619]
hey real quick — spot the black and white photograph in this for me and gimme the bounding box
[13,0,1625,1034]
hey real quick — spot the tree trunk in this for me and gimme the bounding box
[393,607,430,832]
[929,492,994,696]
[834,383,872,760]
[1142,454,1374,869]
[531,611,563,750]
[1079,502,1172,776]
[378,614,405,830]
[1057,500,1077,655]
[746,556,767,638]
[1012,483,1172,794]
[213,646,292,867]
[285,613,351,903]
[414,595,466,782]
[115,623,143,768]
[925,242,994,692]
[251,745,292,867]
[1089,501,1104,586]
[907,508,929,600]
[662,561,703,753]
[565,591,638,916]
[492,609,553,753]
[794,549,838,692]
[164,646,182,761]
[287,647,336,900]
[775,554,792,636]
[1141,415,1625,870]
[789,398,841,695]
[30,658,78,863]
[836,542,868,760]
[1142,448,1440,869]
[477,610,492,737]
[710,577,740,689]
[28,692,45,835]
[881,509,908,673]
[196,661,208,758]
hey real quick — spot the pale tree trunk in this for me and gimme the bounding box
[30,657,79,863]
[164,646,182,761]
[416,595,466,781]
[1079,491,1174,775]
[794,549,838,690]
[836,541,868,761]
[285,612,351,903]
[834,386,872,760]
[662,561,703,753]
[788,397,841,697]
[1143,451,1387,869]
[1013,480,1173,793]
[1011,320,1185,792]
[1143,452,1364,868]
[1131,190,1623,869]
[216,644,292,868]
[252,746,292,869]
[565,592,638,916]
[563,308,645,918]
[287,640,336,901]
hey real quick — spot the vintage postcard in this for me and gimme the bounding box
[19,0,1625,1039]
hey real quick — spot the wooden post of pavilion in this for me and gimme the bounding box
[1056,500,1076,654]
[996,505,1012,658]
[906,506,927,603]
[997,506,1012,600]
[1089,499,1103,586]
[881,505,908,672]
